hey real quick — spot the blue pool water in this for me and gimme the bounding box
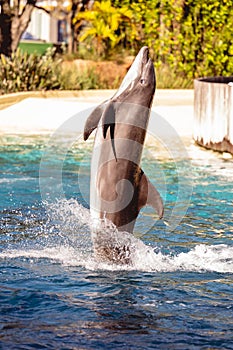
[0,133,233,349]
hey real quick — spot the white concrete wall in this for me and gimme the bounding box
[27,8,58,43]
[194,78,233,153]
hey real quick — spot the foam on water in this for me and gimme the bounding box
[188,142,233,179]
[0,177,33,184]
[1,199,232,274]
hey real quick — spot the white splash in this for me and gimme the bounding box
[1,241,233,273]
[1,199,232,273]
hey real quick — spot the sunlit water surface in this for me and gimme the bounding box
[0,134,233,349]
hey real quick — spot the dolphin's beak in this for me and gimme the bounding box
[114,46,150,99]
[140,48,155,89]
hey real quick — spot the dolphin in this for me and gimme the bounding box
[83,46,164,263]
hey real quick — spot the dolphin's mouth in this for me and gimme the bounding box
[141,47,150,66]
[140,47,154,84]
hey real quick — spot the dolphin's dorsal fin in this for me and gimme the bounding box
[102,102,115,139]
[102,102,117,161]
[138,171,164,219]
[84,102,107,141]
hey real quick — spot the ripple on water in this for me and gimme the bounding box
[0,135,233,349]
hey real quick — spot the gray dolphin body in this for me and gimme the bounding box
[84,47,163,263]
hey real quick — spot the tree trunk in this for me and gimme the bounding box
[67,0,94,55]
[0,0,36,56]
[11,3,36,53]
[67,11,73,54]
[0,0,94,56]
[0,14,11,56]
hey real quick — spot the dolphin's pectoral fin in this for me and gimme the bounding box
[83,102,107,141]
[102,102,117,161]
[138,172,164,219]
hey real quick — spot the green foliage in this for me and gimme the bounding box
[155,65,193,89]
[74,0,134,58]
[59,66,108,90]
[78,0,233,79]
[0,47,111,94]
[0,48,61,94]
[178,0,233,77]
[2,0,233,94]
[128,0,233,78]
